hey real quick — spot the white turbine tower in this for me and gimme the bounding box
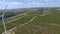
[2,5,8,34]
[43,0,48,15]
[43,8,46,15]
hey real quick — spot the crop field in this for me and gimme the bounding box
[0,8,60,34]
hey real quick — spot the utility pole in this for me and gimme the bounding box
[2,5,8,34]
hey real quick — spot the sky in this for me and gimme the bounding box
[0,0,60,10]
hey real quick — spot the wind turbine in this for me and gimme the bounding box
[2,4,8,34]
[43,8,46,15]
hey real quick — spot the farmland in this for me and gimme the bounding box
[0,8,60,34]
[14,8,60,34]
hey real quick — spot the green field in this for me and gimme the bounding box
[14,9,60,34]
[0,8,60,34]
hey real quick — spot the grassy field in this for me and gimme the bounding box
[0,15,35,33]
[0,8,60,34]
[14,9,60,34]
[0,11,41,34]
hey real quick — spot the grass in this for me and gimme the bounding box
[15,23,60,34]
[15,14,60,34]
[0,14,35,34]
[27,10,43,15]
[0,11,42,34]
[1,8,60,34]
[6,15,34,30]
[14,9,60,34]
[0,21,4,33]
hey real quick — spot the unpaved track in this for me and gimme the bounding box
[7,11,40,24]
[19,16,37,26]
[8,16,25,23]
[2,11,51,34]
[9,16,37,31]
[7,12,28,20]
[2,16,37,34]
[7,11,33,23]
[40,11,50,16]
[48,23,60,26]
[7,11,34,20]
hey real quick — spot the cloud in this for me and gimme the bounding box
[7,2,25,9]
[0,1,25,9]
[9,2,24,5]
[43,0,50,1]
[0,1,24,5]
[0,1,8,4]
[0,0,60,9]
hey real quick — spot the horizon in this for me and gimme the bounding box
[0,0,60,10]
[0,7,60,10]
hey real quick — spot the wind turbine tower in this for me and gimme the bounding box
[2,5,8,34]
